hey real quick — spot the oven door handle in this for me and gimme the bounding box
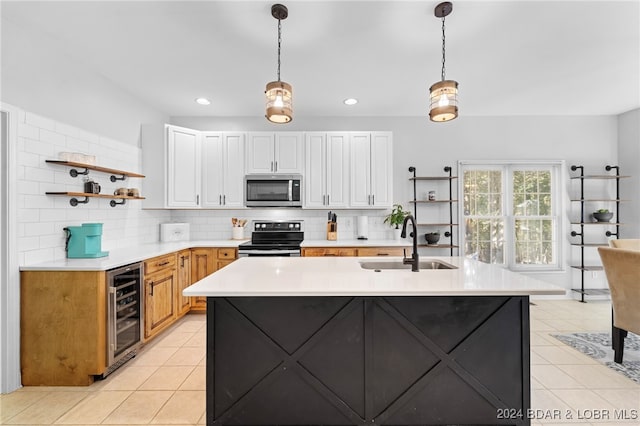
[239,249,300,256]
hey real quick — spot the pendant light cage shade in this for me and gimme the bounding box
[265,4,293,124]
[429,80,458,122]
[429,1,458,122]
[265,80,293,124]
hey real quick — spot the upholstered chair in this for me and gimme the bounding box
[609,239,640,250]
[597,247,640,363]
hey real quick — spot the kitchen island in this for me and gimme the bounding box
[183,256,564,426]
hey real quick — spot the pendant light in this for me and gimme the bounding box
[429,2,458,122]
[265,4,293,124]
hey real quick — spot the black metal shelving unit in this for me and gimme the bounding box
[569,165,628,302]
[408,166,458,255]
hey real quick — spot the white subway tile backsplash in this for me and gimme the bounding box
[25,111,55,130]
[24,248,56,265]
[54,122,80,138]
[18,236,41,251]
[18,123,39,139]
[65,136,90,153]
[23,166,55,183]
[39,128,66,145]
[23,138,55,157]
[23,194,55,210]
[17,180,40,195]
[23,222,55,237]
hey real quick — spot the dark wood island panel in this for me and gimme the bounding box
[206,295,531,425]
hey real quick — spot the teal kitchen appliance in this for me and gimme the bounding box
[64,223,109,258]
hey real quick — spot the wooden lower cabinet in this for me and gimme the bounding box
[176,249,192,317]
[190,247,237,311]
[144,254,177,340]
[20,270,107,386]
[301,247,357,257]
[302,246,408,257]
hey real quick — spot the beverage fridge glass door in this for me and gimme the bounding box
[107,263,142,367]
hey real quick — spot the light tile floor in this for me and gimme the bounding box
[1,299,639,425]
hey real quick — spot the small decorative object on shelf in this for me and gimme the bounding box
[425,232,440,245]
[569,164,629,302]
[592,209,613,222]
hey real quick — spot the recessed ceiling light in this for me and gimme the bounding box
[195,97,211,106]
[344,98,358,105]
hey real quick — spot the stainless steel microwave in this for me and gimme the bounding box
[245,174,302,207]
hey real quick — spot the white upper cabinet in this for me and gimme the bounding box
[246,132,304,174]
[349,132,392,208]
[201,132,245,208]
[167,125,201,208]
[305,132,350,208]
[142,125,245,209]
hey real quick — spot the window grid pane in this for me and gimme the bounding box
[512,170,555,266]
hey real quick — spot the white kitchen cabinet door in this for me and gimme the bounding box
[274,132,304,174]
[167,125,201,208]
[246,133,275,174]
[201,132,245,208]
[304,132,349,208]
[304,133,326,207]
[246,132,303,174]
[220,133,245,207]
[325,132,349,207]
[349,132,392,208]
[349,133,372,208]
[370,132,392,207]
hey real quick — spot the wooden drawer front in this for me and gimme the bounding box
[144,253,176,275]
[217,248,237,260]
[357,247,407,257]
[302,247,357,257]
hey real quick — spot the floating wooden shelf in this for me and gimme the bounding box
[409,176,458,181]
[569,265,604,271]
[45,192,145,207]
[570,243,609,247]
[417,223,459,227]
[570,175,629,179]
[570,199,628,202]
[418,244,459,249]
[410,200,458,204]
[571,222,623,225]
[46,160,145,181]
[571,288,610,296]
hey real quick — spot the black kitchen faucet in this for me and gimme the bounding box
[401,214,420,272]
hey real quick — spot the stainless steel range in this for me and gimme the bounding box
[238,220,304,257]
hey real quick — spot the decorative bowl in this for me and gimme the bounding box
[425,232,440,245]
[592,211,613,222]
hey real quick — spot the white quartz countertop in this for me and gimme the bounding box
[183,256,566,297]
[19,239,413,271]
[301,239,410,247]
[19,240,248,271]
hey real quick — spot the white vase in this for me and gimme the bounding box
[394,228,403,240]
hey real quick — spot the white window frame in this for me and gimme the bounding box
[458,160,564,272]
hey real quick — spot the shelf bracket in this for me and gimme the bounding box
[69,168,89,178]
[110,174,127,182]
[110,199,126,207]
[69,197,90,206]
[605,230,618,237]
[570,231,582,237]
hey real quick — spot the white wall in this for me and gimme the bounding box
[618,108,640,238]
[0,18,168,146]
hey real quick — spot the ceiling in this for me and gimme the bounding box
[2,0,639,118]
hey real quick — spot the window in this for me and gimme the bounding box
[461,162,562,271]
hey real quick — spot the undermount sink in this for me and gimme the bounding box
[359,260,457,271]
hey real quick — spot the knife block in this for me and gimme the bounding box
[326,222,337,241]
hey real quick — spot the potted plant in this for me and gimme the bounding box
[593,208,614,222]
[384,204,410,239]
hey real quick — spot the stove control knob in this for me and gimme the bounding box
[295,223,300,229]
[261,224,267,228]
[289,223,294,228]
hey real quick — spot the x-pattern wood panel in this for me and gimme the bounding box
[206,296,530,425]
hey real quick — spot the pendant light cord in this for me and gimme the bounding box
[277,19,282,82]
[441,16,446,81]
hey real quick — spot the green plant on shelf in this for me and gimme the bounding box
[384,204,410,229]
